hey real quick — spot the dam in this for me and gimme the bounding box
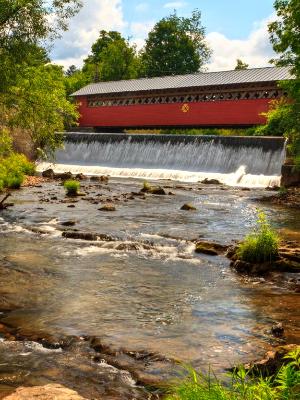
[39,133,286,188]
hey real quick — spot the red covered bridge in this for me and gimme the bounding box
[72,67,292,131]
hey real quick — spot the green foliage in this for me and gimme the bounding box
[0,0,81,92]
[0,129,13,157]
[0,153,35,191]
[264,1,300,166]
[0,0,81,158]
[82,30,140,83]
[237,211,279,264]
[64,179,80,196]
[7,64,78,156]
[143,181,151,191]
[166,350,300,400]
[235,59,249,70]
[64,69,90,97]
[161,128,256,136]
[269,0,300,75]
[141,10,211,77]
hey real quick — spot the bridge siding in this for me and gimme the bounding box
[76,97,270,128]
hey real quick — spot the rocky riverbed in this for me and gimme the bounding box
[0,175,299,399]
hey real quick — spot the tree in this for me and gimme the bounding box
[268,0,300,75]
[235,59,249,70]
[259,0,300,167]
[64,69,90,97]
[141,10,211,77]
[8,64,78,156]
[0,0,82,89]
[66,65,78,76]
[0,1,81,156]
[83,30,140,82]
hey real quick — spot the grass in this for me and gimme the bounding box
[143,181,152,191]
[236,211,279,264]
[64,179,80,196]
[0,153,36,191]
[166,349,300,400]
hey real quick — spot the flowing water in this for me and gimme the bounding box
[0,135,299,399]
[39,134,286,187]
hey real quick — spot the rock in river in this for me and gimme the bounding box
[98,204,116,212]
[62,231,98,241]
[181,203,197,211]
[3,383,87,399]
[201,178,221,185]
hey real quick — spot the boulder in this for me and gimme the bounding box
[98,204,116,212]
[243,344,299,376]
[90,175,109,183]
[140,185,166,195]
[42,169,55,178]
[3,384,87,399]
[75,173,88,180]
[54,172,73,180]
[195,244,218,256]
[61,220,76,227]
[201,178,221,185]
[62,231,98,241]
[180,203,197,211]
[271,323,284,338]
[195,241,228,256]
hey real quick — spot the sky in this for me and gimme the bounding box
[51,0,277,72]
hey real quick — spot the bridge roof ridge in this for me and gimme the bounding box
[72,66,293,97]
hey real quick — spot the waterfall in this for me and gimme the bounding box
[38,133,286,188]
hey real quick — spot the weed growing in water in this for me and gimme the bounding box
[236,211,279,264]
[64,180,80,196]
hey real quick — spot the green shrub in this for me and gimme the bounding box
[0,129,13,158]
[64,179,80,196]
[0,153,35,191]
[166,349,300,400]
[143,181,151,191]
[237,211,279,264]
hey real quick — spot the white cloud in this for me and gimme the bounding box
[206,16,276,71]
[164,1,187,9]
[51,0,127,69]
[130,21,154,38]
[135,3,149,12]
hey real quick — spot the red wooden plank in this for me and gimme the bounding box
[76,97,272,127]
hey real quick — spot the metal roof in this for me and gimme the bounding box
[72,66,293,97]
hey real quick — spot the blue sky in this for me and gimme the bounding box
[51,0,277,71]
[122,0,274,39]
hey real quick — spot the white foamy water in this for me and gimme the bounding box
[38,163,281,188]
[38,134,286,188]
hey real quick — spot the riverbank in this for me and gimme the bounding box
[259,186,300,209]
[0,176,299,398]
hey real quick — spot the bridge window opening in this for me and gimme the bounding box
[87,88,283,108]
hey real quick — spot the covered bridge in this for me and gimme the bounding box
[72,66,293,131]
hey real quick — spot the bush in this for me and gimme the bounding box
[166,349,300,400]
[64,179,80,196]
[0,153,35,191]
[0,129,13,157]
[237,211,279,264]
